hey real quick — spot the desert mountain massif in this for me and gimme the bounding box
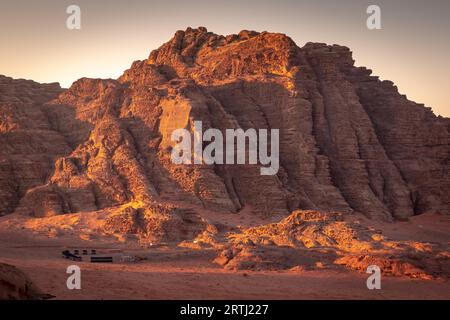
[0,28,449,293]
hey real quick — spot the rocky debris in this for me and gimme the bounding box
[225,210,379,251]
[178,225,223,249]
[103,202,210,243]
[214,244,338,272]
[0,262,46,299]
[215,210,450,279]
[334,255,436,279]
[0,27,449,223]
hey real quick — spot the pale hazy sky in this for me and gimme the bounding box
[1,0,449,117]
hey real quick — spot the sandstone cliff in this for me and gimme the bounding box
[1,27,449,222]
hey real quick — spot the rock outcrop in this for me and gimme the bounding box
[0,76,66,217]
[214,210,450,279]
[1,27,449,222]
[0,263,45,299]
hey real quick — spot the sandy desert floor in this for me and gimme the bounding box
[0,211,449,300]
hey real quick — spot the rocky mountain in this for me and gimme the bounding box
[1,27,449,222]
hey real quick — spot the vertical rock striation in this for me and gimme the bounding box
[1,28,448,221]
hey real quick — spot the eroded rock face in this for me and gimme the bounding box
[1,27,449,221]
[0,76,67,216]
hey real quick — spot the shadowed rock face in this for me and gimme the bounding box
[1,27,449,221]
[0,75,66,217]
[0,263,44,299]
